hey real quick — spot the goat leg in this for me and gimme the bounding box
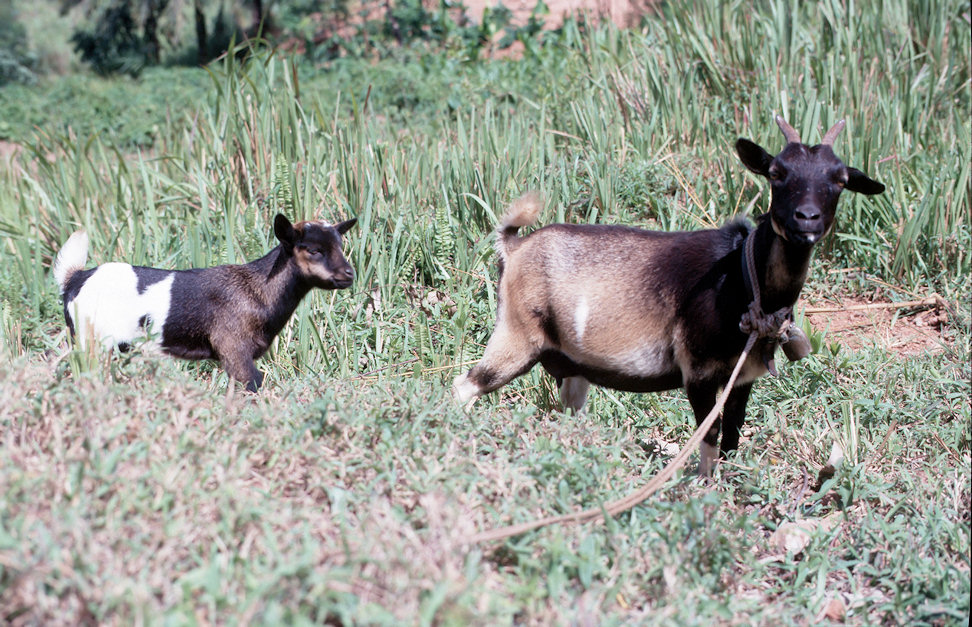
[453,326,541,406]
[718,381,753,456]
[216,343,265,393]
[687,380,721,476]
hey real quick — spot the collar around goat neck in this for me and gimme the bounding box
[738,227,796,376]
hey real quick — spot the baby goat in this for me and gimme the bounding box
[454,117,885,474]
[53,214,356,392]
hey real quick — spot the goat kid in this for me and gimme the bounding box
[53,214,356,392]
[453,117,885,475]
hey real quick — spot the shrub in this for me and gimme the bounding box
[0,4,37,86]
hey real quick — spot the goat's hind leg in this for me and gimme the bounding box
[559,376,591,414]
[453,325,540,407]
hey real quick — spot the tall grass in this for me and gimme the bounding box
[0,0,969,623]
[2,0,967,373]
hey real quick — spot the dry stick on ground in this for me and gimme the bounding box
[804,295,944,315]
[351,357,421,380]
[932,433,966,466]
[467,332,760,545]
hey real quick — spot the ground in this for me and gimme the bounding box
[805,294,950,357]
[461,0,658,29]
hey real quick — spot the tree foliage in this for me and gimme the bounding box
[71,0,147,75]
[0,4,38,86]
[66,0,268,75]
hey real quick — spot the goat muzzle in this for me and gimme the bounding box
[330,266,354,288]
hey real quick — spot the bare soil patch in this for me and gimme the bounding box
[804,295,951,356]
[0,140,22,169]
[461,0,657,29]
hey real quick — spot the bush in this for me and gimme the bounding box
[71,1,146,76]
[0,5,37,86]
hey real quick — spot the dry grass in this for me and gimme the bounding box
[1,331,968,624]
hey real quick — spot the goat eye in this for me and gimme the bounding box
[768,167,784,181]
[299,245,323,257]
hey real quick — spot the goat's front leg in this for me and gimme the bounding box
[214,336,265,392]
[719,381,753,457]
[686,380,720,477]
[223,353,264,392]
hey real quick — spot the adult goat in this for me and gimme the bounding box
[453,117,885,474]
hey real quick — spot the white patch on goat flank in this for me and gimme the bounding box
[573,296,590,343]
[573,340,672,379]
[68,263,173,349]
[139,275,175,337]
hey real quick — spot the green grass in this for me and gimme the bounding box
[1,0,969,623]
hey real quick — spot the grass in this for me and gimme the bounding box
[0,344,967,624]
[1,0,970,623]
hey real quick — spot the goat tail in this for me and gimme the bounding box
[495,191,543,262]
[53,230,89,293]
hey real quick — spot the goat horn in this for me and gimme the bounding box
[821,119,846,147]
[775,115,802,144]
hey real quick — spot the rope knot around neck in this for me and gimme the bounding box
[739,227,812,368]
[739,301,793,340]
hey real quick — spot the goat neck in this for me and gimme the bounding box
[749,215,812,314]
[247,246,312,334]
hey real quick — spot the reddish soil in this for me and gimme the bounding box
[803,295,951,357]
[461,0,657,29]
[0,141,21,169]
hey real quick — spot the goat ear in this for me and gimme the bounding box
[845,167,885,195]
[735,139,773,177]
[336,218,357,235]
[274,214,297,249]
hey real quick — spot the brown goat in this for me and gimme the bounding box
[453,117,885,474]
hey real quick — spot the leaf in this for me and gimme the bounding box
[768,513,840,555]
[815,596,847,622]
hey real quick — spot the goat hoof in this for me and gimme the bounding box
[782,325,811,361]
[452,373,480,410]
[698,442,719,478]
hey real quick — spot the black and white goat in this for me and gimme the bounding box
[53,214,356,392]
[453,117,885,474]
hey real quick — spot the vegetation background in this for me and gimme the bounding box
[0,0,969,624]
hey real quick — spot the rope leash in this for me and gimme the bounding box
[467,229,799,546]
[467,331,759,545]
